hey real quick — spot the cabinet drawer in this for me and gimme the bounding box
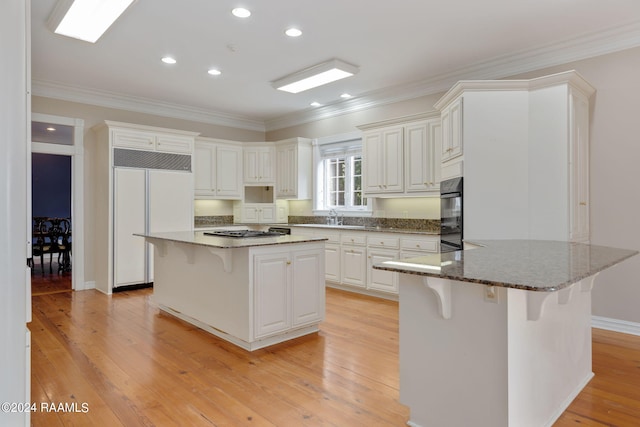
[156,135,194,154]
[400,236,439,252]
[321,230,341,244]
[113,130,155,150]
[341,233,367,246]
[367,234,400,249]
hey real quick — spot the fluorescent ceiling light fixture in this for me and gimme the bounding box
[208,69,222,76]
[310,102,322,107]
[161,56,177,64]
[340,93,352,99]
[272,59,359,94]
[48,0,136,43]
[231,7,251,18]
[285,28,302,37]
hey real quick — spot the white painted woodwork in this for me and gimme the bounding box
[149,239,325,351]
[405,119,441,192]
[399,273,595,427]
[340,245,367,287]
[362,125,404,194]
[93,121,197,294]
[194,138,243,199]
[367,249,399,294]
[244,145,275,183]
[324,243,341,283]
[275,138,312,199]
[435,72,595,242]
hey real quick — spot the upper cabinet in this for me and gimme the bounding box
[113,127,194,154]
[275,137,312,200]
[359,112,441,197]
[194,137,243,199]
[434,71,595,243]
[244,146,276,184]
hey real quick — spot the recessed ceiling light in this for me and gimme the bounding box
[46,127,56,132]
[48,0,136,43]
[208,69,222,76]
[285,28,302,37]
[161,56,177,64]
[340,93,352,99]
[232,7,251,18]
[310,102,322,107]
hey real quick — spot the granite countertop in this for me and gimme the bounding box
[374,240,638,292]
[135,230,327,249]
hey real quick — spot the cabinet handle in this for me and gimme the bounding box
[416,244,421,248]
[286,261,291,265]
[380,241,384,245]
[579,202,587,206]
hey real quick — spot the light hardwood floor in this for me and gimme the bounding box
[30,287,640,426]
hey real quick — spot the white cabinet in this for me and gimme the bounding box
[194,138,242,199]
[93,121,197,294]
[275,138,312,199]
[253,247,324,339]
[234,200,288,224]
[340,232,367,287]
[405,119,441,192]
[113,128,193,153]
[359,112,441,197]
[362,126,404,194]
[568,89,590,242]
[441,96,463,163]
[244,146,275,184]
[367,234,400,294]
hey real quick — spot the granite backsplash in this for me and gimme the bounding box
[195,215,440,232]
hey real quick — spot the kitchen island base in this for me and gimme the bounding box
[399,275,594,427]
[144,234,326,352]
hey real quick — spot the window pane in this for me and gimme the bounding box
[338,192,345,206]
[338,176,345,191]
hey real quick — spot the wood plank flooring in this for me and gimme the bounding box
[29,287,640,426]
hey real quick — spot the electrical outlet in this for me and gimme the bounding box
[484,286,499,303]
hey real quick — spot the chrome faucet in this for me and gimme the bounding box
[328,209,338,225]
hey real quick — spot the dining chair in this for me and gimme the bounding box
[31,217,57,275]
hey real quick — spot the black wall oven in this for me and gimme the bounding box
[440,177,463,253]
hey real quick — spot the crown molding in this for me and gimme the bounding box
[32,20,640,134]
[264,20,640,131]
[32,79,266,132]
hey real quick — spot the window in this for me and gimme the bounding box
[314,134,371,213]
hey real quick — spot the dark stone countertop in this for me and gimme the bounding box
[135,230,327,249]
[374,240,637,292]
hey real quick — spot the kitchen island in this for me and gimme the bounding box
[375,240,637,427]
[136,230,327,351]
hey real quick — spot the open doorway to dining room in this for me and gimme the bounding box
[29,113,85,294]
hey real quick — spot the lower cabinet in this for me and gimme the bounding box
[325,243,341,283]
[340,245,367,287]
[367,248,400,294]
[253,246,324,339]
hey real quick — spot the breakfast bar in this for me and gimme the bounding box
[136,230,327,351]
[375,240,637,427]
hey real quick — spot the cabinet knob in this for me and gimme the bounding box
[380,241,384,245]
[416,244,421,248]
[579,202,587,206]
[286,261,291,265]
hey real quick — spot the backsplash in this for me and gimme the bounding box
[194,215,234,227]
[195,215,440,232]
[287,215,440,232]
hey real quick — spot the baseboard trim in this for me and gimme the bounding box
[592,315,640,336]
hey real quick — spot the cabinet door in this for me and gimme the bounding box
[363,132,383,193]
[381,127,404,192]
[216,145,243,198]
[258,148,275,182]
[156,135,193,154]
[276,144,297,198]
[442,97,463,162]
[367,249,399,294]
[259,205,276,223]
[405,121,438,192]
[242,206,259,223]
[291,249,324,326]
[341,246,367,287]
[325,243,340,282]
[113,130,155,151]
[254,252,291,338]
[194,143,215,195]
[569,90,590,242]
[114,168,146,286]
[244,147,275,183]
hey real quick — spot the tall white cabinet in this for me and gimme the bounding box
[434,71,595,242]
[94,121,198,294]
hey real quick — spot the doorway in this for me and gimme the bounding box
[30,113,85,292]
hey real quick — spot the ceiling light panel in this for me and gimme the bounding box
[285,28,302,37]
[49,0,136,43]
[231,7,251,18]
[272,59,359,94]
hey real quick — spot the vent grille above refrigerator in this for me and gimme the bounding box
[114,148,191,172]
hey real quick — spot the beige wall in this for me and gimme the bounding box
[33,45,640,324]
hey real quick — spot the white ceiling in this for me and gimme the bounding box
[31,0,640,132]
